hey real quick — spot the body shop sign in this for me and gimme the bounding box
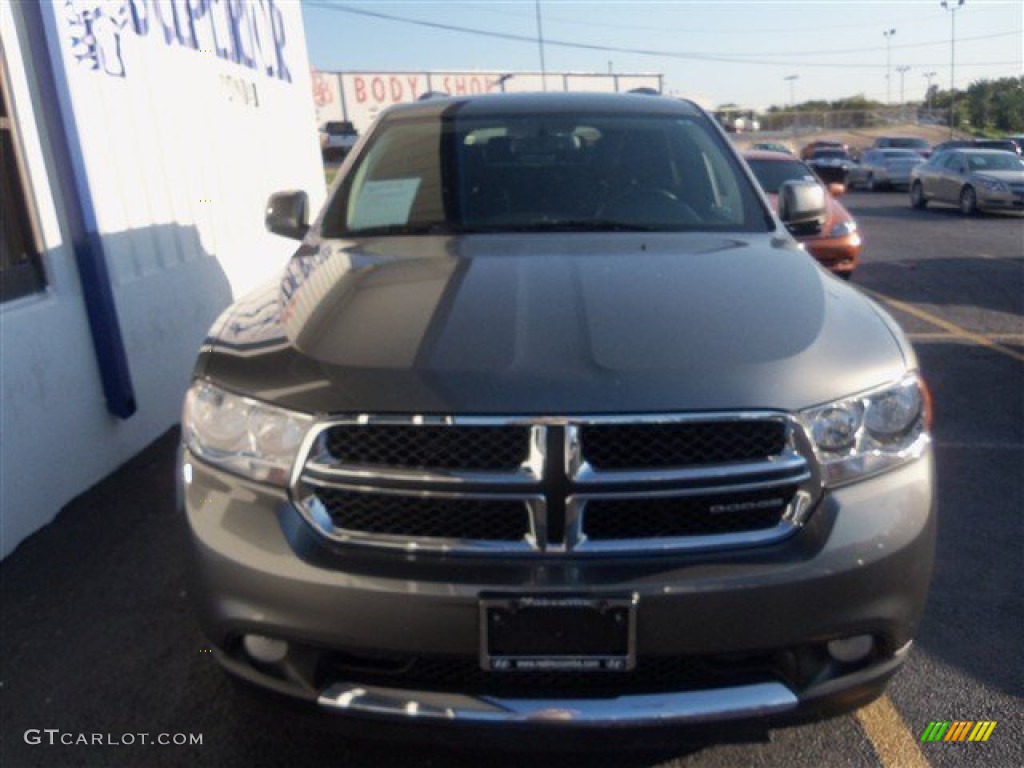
[341,72,505,130]
[62,0,292,82]
[351,73,502,105]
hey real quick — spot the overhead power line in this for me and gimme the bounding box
[305,2,1021,71]
[463,0,1010,39]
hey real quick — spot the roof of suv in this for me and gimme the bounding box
[379,92,703,120]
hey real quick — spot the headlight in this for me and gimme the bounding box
[977,178,1008,193]
[828,219,857,237]
[182,381,313,486]
[800,373,931,486]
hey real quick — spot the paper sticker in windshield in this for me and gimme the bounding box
[350,179,422,230]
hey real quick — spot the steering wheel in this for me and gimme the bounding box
[597,185,701,226]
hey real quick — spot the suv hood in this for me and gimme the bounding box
[201,233,909,415]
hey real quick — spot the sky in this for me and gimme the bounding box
[299,0,1023,110]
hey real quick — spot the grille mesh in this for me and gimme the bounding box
[580,421,786,470]
[323,653,776,698]
[323,424,531,471]
[314,488,530,541]
[582,487,795,540]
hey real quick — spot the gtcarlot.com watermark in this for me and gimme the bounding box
[25,729,202,746]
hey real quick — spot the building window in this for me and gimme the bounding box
[1,51,46,302]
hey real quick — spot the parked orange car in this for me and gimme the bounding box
[744,150,862,278]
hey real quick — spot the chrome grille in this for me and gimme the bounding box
[293,414,819,555]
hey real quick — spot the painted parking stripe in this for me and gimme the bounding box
[862,289,1024,364]
[907,332,1024,343]
[855,695,931,768]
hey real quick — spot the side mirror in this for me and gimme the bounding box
[828,182,845,198]
[265,190,309,240]
[778,180,826,235]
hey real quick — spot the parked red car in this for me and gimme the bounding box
[745,150,861,278]
[800,139,848,160]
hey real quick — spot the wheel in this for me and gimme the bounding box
[910,181,927,209]
[865,174,876,192]
[959,186,977,216]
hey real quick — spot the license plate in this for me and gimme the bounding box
[480,594,637,672]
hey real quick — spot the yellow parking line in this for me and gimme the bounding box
[855,695,931,768]
[863,289,1024,364]
[907,332,1024,343]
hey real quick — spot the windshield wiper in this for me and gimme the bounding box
[342,222,473,237]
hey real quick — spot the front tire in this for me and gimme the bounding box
[959,186,978,216]
[910,181,927,209]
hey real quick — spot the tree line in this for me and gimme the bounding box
[756,76,1022,134]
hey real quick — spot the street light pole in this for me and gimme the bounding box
[923,71,938,113]
[535,0,547,91]
[896,66,911,105]
[785,74,798,108]
[883,29,896,105]
[784,74,799,137]
[941,0,965,139]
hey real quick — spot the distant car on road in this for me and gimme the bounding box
[978,139,1022,156]
[848,149,925,191]
[933,139,1021,157]
[806,148,856,185]
[751,142,793,155]
[910,148,1024,215]
[871,136,931,158]
[745,150,861,278]
[800,139,847,160]
[319,120,359,161]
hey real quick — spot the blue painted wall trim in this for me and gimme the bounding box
[22,1,137,419]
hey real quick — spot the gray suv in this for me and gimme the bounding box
[179,93,935,736]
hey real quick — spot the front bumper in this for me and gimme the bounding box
[180,447,935,731]
[801,232,861,275]
[978,190,1024,210]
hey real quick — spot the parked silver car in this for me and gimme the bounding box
[910,148,1024,215]
[848,149,924,191]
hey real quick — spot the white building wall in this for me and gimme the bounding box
[0,0,325,558]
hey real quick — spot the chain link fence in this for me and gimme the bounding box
[755,107,950,136]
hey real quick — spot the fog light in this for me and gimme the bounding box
[242,634,288,664]
[827,635,874,663]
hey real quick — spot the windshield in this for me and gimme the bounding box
[880,150,923,160]
[967,153,1024,171]
[888,138,929,149]
[812,150,848,160]
[745,158,818,194]
[321,112,770,237]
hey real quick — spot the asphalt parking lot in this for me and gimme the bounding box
[1,192,1021,768]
